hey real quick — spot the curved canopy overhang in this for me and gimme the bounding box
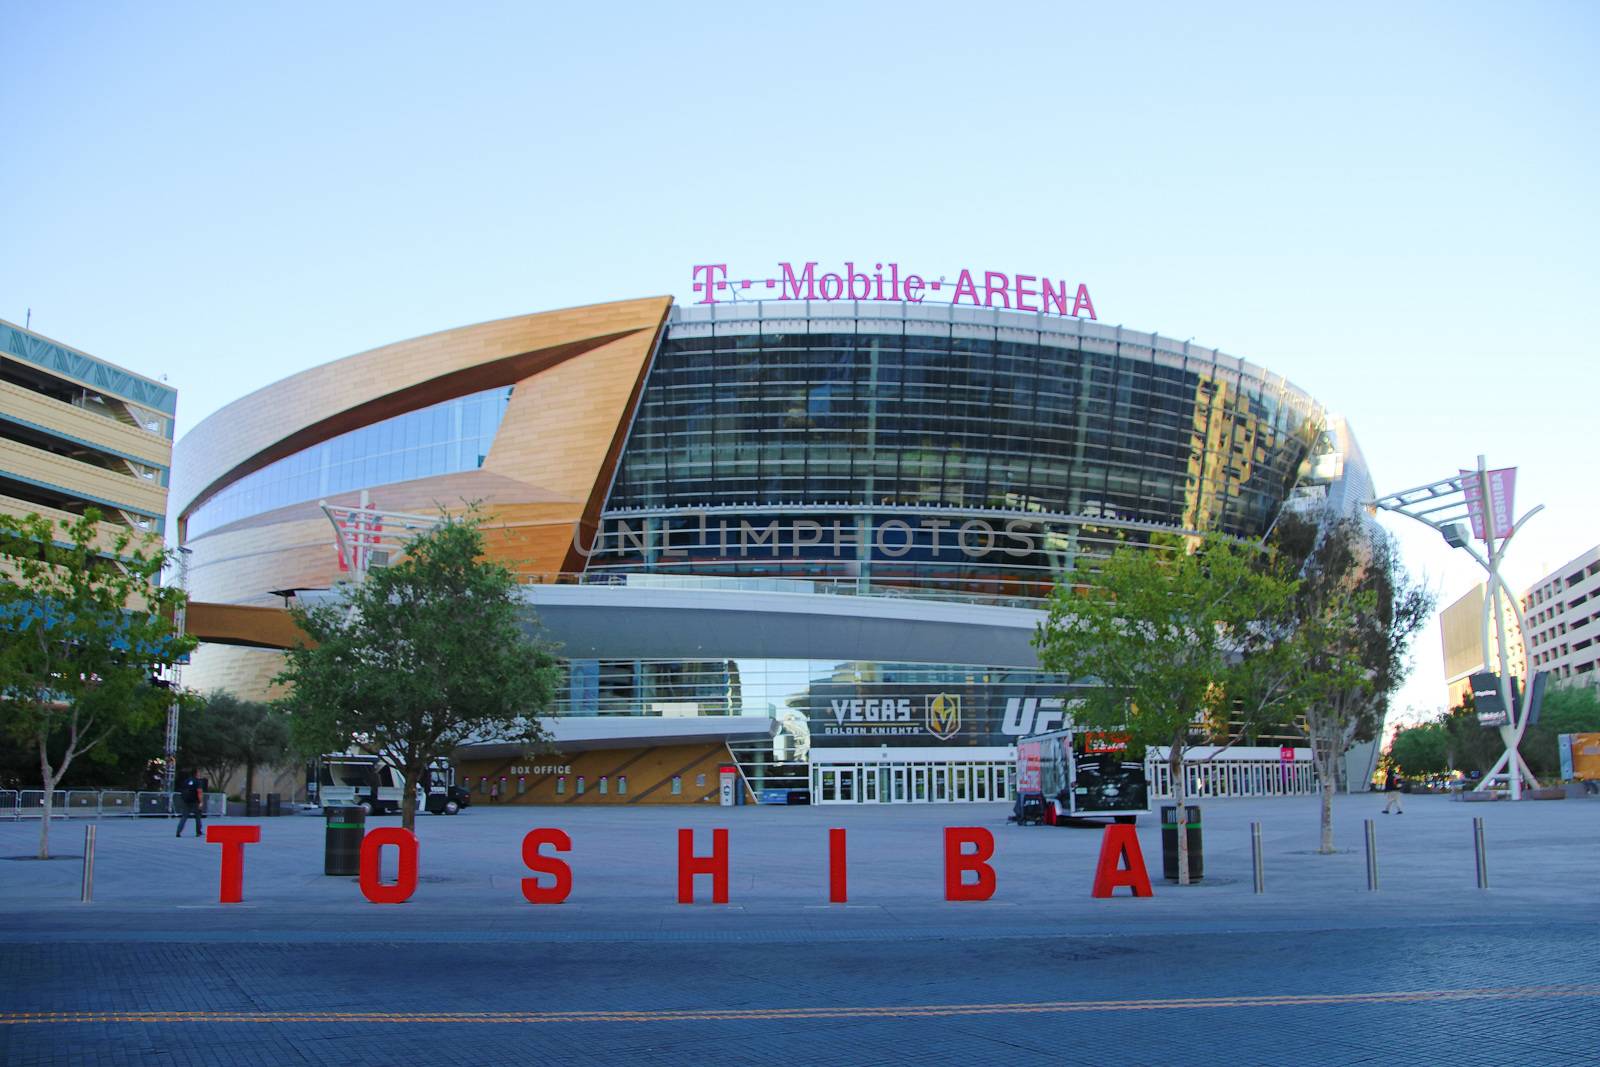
[212,582,1047,668]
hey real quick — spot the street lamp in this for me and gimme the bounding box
[1370,456,1542,799]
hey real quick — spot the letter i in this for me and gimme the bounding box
[829,828,848,903]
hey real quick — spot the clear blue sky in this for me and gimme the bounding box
[3,1,1596,720]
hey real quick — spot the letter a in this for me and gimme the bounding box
[950,269,980,307]
[1091,824,1153,898]
[1072,283,1097,320]
[522,828,573,904]
[943,826,996,901]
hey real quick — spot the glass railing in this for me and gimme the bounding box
[520,571,1054,610]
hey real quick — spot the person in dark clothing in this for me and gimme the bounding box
[176,775,205,837]
[1381,766,1404,814]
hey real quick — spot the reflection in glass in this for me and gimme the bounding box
[188,386,513,538]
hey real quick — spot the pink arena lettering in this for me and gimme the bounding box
[691,262,1096,319]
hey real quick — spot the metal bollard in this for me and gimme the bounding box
[1473,817,1488,889]
[1250,821,1264,893]
[1364,818,1379,892]
[80,824,96,903]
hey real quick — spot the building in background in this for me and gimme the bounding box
[1437,545,1600,709]
[1439,583,1527,709]
[171,297,1366,805]
[0,319,175,555]
[1521,545,1600,687]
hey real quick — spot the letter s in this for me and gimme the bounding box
[522,828,572,904]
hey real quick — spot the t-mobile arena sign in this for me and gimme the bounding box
[692,262,1097,319]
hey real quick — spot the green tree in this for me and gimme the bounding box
[180,691,292,800]
[1389,721,1451,777]
[1440,692,1502,775]
[1033,534,1296,884]
[0,510,196,858]
[1519,684,1600,780]
[276,512,560,831]
[1241,514,1433,852]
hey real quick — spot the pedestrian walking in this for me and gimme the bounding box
[1381,766,1404,814]
[175,774,205,837]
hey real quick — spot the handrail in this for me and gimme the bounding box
[519,571,1056,611]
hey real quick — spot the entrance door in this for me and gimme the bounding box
[890,765,907,802]
[819,768,838,803]
[933,765,948,802]
[862,765,877,802]
[974,765,990,802]
[912,765,928,802]
[839,766,857,803]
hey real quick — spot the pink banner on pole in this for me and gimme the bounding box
[1460,468,1516,541]
[1487,468,1516,537]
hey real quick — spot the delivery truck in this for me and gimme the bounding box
[1014,727,1149,825]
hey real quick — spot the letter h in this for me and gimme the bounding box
[677,828,730,903]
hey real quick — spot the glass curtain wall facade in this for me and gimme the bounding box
[187,386,513,537]
[567,303,1326,801]
[591,304,1321,598]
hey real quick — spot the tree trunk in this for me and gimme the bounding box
[400,766,419,832]
[37,771,54,861]
[37,731,57,861]
[245,762,256,804]
[1319,773,1336,854]
[1170,744,1190,886]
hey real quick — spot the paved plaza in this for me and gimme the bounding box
[1,794,1597,1065]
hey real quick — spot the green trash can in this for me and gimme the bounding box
[324,805,366,876]
[1161,804,1203,882]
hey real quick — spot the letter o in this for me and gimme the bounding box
[818,273,843,300]
[958,519,996,558]
[359,827,419,904]
[875,519,913,558]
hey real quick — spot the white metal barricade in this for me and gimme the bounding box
[99,791,137,816]
[135,791,172,816]
[66,790,101,815]
[0,789,233,818]
[1146,749,1318,798]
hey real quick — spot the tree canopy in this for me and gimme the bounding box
[1032,533,1296,882]
[180,691,293,799]
[276,511,560,830]
[0,509,195,858]
[1243,513,1433,851]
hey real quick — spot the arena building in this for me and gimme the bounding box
[172,290,1366,805]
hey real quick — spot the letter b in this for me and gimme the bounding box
[845,261,872,300]
[943,826,996,901]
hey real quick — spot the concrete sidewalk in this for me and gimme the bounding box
[3,793,1595,942]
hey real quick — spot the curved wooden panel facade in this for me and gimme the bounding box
[175,297,673,695]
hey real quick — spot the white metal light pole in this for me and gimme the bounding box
[1371,456,1541,799]
[161,545,192,796]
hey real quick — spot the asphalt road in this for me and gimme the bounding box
[3,921,1596,1066]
